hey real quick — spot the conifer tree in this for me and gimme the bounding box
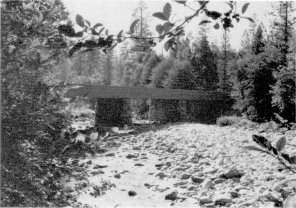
[191,35,219,90]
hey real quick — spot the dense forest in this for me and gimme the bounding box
[1,0,295,206]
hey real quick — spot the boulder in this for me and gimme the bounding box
[165,191,178,201]
[213,193,232,206]
[191,176,205,184]
[181,174,192,180]
[202,179,214,189]
[219,168,243,179]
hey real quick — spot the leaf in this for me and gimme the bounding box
[199,20,211,25]
[213,23,220,29]
[205,10,222,20]
[243,145,266,153]
[81,48,95,53]
[252,135,268,149]
[174,1,186,5]
[93,23,103,29]
[117,30,124,42]
[97,27,105,36]
[290,155,296,164]
[281,153,291,163]
[130,19,139,34]
[85,19,91,27]
[91,28,99,36]
[163,22,174,33]
[242,3,250,14]
[58,25,76,37]
[275,136,286,152]
[271,147,278,155]
[83,40,98,48]
[198,1,209,6]
[164,38,174,51]
[152,12,168,21]
[226,1,233,9]
[117,30,124,37]
[69,42,83,57]
[109,43,118,51]
[76,14,85,28]
[156,24,164,35]
[163,3,172,19]
[243,17,254,23]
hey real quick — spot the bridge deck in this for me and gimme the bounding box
[65,85,226,101]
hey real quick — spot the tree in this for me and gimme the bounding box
[219,29,232,92]
[131,0,152,39]
[270,1,295,67]
[1,0,70,206]
[174,34,192,61]
[252,25,265,55]
[139,52,162,86]
[191,35,219,90]
[269,2,296,122]
[150,57,176,88]
[163,60,195,90]
[231,24,275,121]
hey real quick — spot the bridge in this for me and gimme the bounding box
[65,85,226,100]
[65,85,230,125]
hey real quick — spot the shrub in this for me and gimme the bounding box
[216,116,241,126]
[237,118,257,129]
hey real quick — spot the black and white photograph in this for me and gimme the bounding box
[1,0,296,207]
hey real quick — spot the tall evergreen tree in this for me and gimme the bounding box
[270,1,296,122]
[191,35,219,90]
[252,26,265,55]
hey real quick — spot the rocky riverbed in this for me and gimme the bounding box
[63,121,296,208]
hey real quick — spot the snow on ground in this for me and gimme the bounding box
[63,121,296,208]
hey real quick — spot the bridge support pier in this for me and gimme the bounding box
[95,98,132,128]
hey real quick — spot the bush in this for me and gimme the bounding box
[237,118,257,129]
[216,116,241,126]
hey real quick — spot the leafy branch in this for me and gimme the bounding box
[244,135,296,173]
[57,1,255,56]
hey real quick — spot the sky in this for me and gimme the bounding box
[62,0,275,52]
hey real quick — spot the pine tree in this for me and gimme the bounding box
[219,29,232,92]
[191,35,219,90]
[270,1,296,122]
[252,26,265,55]
[131,0,152,39]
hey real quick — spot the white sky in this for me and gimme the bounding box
[63,0,275,52]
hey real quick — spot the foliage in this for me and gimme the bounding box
[272,65,296,122]
[231,26,276,122]
[150,57,176,88]
[58,1,254,56]
[269,2,296,122]
[216,116,241,127]
[163,60,195,90]
[139,52,162,86]
[244,135,296,173]
[1,0,71,206]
